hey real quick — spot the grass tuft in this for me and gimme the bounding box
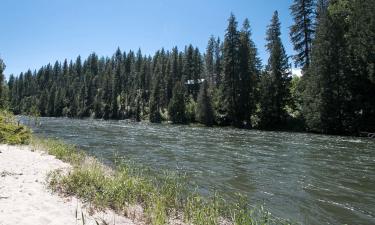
[31,138,85,165]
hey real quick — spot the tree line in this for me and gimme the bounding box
[1,0,374,135]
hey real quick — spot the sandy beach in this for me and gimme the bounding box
[0,144,136,225]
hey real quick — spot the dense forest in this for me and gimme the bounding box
[0,0,374,135]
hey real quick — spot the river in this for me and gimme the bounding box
[24,117,375,225]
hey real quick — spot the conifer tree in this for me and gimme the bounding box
[302,0,350,134]
[149,77,162,123]
[168,81,186,124]
[213,37,222,87]
[7,75,15,107]
[196,80,214,126]
[347,0,375,132]
[237,19,259,126]
[205,36,215,86]
[290,0,315,69]
[221,13,240,125]
[0,58,5,108]
[259,11,291,129]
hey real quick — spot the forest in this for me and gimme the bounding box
[0,0,374,135]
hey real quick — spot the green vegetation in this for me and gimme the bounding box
[0,110,31,144]
[32,137,292,225]
[32,137,84,165]
[289,0,315,70]
[301,0,375,134]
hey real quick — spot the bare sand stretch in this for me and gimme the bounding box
[0,145,136,225]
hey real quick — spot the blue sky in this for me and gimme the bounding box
[1,0,297,79]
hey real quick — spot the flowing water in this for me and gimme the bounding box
[24,117,375,225]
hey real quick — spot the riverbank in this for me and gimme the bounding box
[0,144,137,225]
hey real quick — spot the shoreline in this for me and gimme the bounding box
[0,144,136,225]
[20,115,371,139]
[0,138,290,225]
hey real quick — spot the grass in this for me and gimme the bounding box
[0,110,31,145]
[31,137,294,225]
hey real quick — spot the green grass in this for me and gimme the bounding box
[34,137,294,225]
[0,110,31,145]
[31,137,85,165]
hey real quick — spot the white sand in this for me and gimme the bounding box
[0,145,136,225]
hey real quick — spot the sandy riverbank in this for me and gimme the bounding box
[0,144,136,225]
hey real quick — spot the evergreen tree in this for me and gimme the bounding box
[259,11,291,129]
[221,13,240,125]
[347,0,375,132]
[302,0,350,134]
[39,90,48,116]
[196,80,214,126]
[289,0,315,69]
[47,85,56,116]
[0,58,5,108]
[54,88,64,116]
[205,36,215,86]
[213,37,223,86]
[237,19,259,126]
[168,81,187,124]
[149,77,162,123]
[7,75,15,108]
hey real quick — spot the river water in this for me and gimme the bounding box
[25,117,375,225]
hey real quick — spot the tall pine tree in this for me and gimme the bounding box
[168,81,187,124]
[289,0,315,70]
[221,13,240,125]
[259,11,291,129]
[196,80,214,126]
[302,0,351,134]
[237,19,259,126]
[0,58,5,108]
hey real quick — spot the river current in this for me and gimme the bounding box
[24,117,375,225]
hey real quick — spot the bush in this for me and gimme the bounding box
[0,110,31,145]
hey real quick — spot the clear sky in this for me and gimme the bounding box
[1,0,297,79]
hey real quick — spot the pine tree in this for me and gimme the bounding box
[237,19,259,126]
[259,11,291,129]
[7,75,15,108]
[289,0,315,69]
[168,81,187,124]
[54,88,64,116]
[196,80,214,126]
[347,0,375,132]
[302,0,351,134]
[205,36,215,86]
[149,77,162,123]
[47,85,56,116]
[193,47,203,98]
[221,13,240,125]
[213,37,222,86]
[0,58,5,108]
